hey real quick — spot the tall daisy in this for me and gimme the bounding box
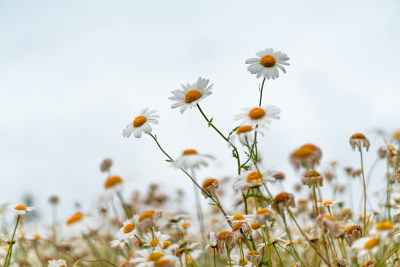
[169,77,213,113]
[122,108,159,138]
[245,48,290,79]
[172,149,214,170]
[235,105,280,127]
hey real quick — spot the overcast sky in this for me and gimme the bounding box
[0,0,399,221]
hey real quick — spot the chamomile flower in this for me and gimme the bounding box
[172,149,214,169]
[245,48,290,79]
[63,212,98,237]
[318,200,342,208]
[352,237,379,257]
[122,108,159,138]
[229,125,265,146]
[48,259,67,267]
[115,218,138,241]
[141,231,170,249]
[169,77,213,113]
[130,249,176,267]
[10,204,35,215]
[235,105,280,127]
[233,169,276,190]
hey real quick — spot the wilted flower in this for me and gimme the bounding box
[273,192,295,210]
[290,144,322,170]
[100,158,113,173]
[301,171,323,187]
[332,258,347,267]
[216,231,237,253]
[344,225,363,246]
[137,210,162,231]
[122,108,159,138]
[48,259,67,267]
[361,259,376,267]
[233,170,276,190]
[316,214,341,237]
[245,48,290,79]
[349,133,370,152]
[201,178,219,198]
[169,77,213,113]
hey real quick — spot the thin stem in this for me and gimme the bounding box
[4,214,20,267]
[73,259,117,267]
[259,78,266,107]
[359,149,367,235]
[287,209,331,267]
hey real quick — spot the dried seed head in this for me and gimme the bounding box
[49,195,59,205]
[349,133,370,152]
[333,259,347,267]
[316,214,341,237]
[202,178,219,198]
[100,158,113,172]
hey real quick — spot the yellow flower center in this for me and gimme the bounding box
[256,208,270,215]
[232,214,246,221]
[247,251,259,255]
[67,212,83,225]
[182,149,198,155]
[376,221,394,231]
[232,222,245,231]
[139,210,156,222]
[247,172,262,183]
[351,133,366,139]
[322,214,336,221]
[148,252,163,262]
[304,170,320,177]
[274,192,291,204]
[181,222,190,228]
[187,257,193,263]
[248,108,266,120]
[236,125,252,134]
[123,223,135,233]
[364,238,379,249]
[185,90,202,103]
[345,225,361,234]
[203,178,216,188]
[388,145,396,151]
[150,239,159,247]
[361,259,375,267]
[239,259,248,266]
[251,223,260,229]
[216,231,231,238]
[33,234,41,240]
[156,259,171,266]
[163,241,172,249]
[323,201,333,206]
[14,205,27,211]
[60,265,66,267]
[260,55,276,67]
[133,116,147,128]
[104,176,123,189]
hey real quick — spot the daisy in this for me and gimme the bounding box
[63,212,98,237]
[318,200,342,208]
[172,149,214,169]
[122,108,159,138]
[168,77,213,113]
[140,231,170,249]
[115,218,138,241]
[130,249,177,267]
[104,175,123,192]
[235,105,280,127]
[10,204,35,215]
[245,48,290,79]
[233,169,276,191]
[48,259,67,267]
[352,237,379,257]
[229,125,265,146]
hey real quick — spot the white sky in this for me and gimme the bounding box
[0,0,399,221]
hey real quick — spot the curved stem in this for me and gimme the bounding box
[359,149,367,235]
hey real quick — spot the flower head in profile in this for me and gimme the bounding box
[48,259,67,267]
[235,105,280,128]
[229,125,266,146]
[233,169,276,190]
[349,133,370,152]
[169,77,213,113]
[245,48,290,79]
[122,108,159,138]
[10,204,35,215]
[172,149,214,170]
[63,212,98,237]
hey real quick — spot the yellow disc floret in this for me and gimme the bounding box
[104,176,123,189]
[185,90,202,103]
[14,205,27,211]
[236,125,252,134]
[139,210,156,222]
[260,55,276,67]
[67,212,83,225]
[249,108,266,120]
[123,223,135,233]
[133,116,147,127]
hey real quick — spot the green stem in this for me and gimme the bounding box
[359,149,367,235]
[4,214,20,267]
[259,78,266,107]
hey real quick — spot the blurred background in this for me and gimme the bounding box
[0,0,399,222]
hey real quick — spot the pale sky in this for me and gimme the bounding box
[0,0,399,220]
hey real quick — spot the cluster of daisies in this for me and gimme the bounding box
[1,48,400,267]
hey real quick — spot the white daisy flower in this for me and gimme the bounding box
[10,204,35,215]
[115,217,138,241]
[168,77,213,113]
[62,212,98,237]
[130,249,177,267]
[229,125,266,146]
[172,149,214,170]
[111,238,127,248]
[235,105,280,127]
[233,169,277,191]
[140,231,170,249]
[48,259,67,267]
[228,253,252,267]
[317,200,343,208]
[245,48,290,79]
[351,237,379,257]
[122,107,159,138]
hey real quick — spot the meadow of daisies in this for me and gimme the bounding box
[1,48,400,267]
